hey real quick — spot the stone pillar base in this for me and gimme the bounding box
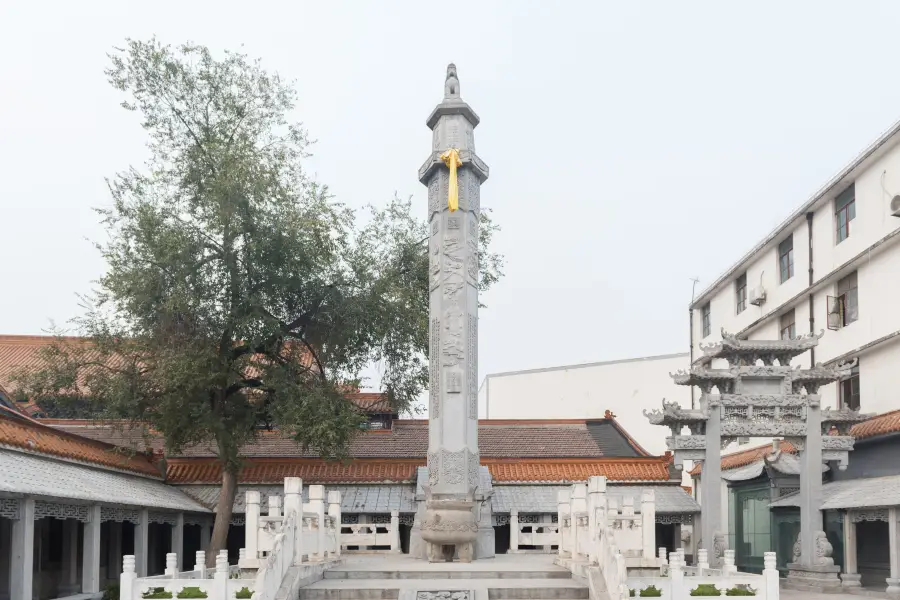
[840,573,861,588]
[785,563,843,594]
[886,578,900,596]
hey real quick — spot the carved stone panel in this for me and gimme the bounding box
[442,235,465,302]
[428,452,440,487]
[446,370,462,393]
[442,306,465,367]
[442,449,466,485]
[430,241,441,290]
[468,450,480,488]
[428,173,441,217]
[720,421,808,437]
[430,318,441,419]
[466,169,481,214]
[467,314,477,418]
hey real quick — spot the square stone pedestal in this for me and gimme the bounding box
[785,563,843,593]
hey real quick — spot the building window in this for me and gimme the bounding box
[840,366,860,410]
[701,303,711,338]
[735,273,747,314]
[779,309,796,340]
[778,236,794,283]
[835,184,856,244]
[828,271,859,329]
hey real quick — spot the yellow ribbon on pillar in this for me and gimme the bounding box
[440,148,463,212]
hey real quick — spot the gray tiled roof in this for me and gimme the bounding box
[723,453,826,482]
[770,474,900,510]
[0,449,209,512]
[179,484,418,514]
[489,484,699,515]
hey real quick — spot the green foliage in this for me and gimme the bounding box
[234,588,253,599]
[103,583,120,600]
[639,585,662,597]
[32,395,98,419]
[11,37,503,559]
[725,586,756,596]
[176,588,208,598]
[629,590,635,598]
[142,589,172,599]
[690,584,722,596]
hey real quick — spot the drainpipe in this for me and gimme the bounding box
[807,211,815,366]
[689,307,695,409]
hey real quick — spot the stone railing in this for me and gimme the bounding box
[120,551,247,600]
[509,511,559,552]
[340,511,401,552]
[241,480,340,569]
[628,550,779,600]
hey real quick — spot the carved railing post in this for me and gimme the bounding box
[571,483,587,561]
[557,489,571,558]
[268,495,282,518]
[283,477,303,565]
[641,490,655,559]
[164,552,177,578]
[763,552,779,600]
[119,555,136,600]
[245,491,260,561]
[588,476,607,564]
[390,510,401,553]
[193,551,206,579]
[327,491,341,558]
[510,510,519,553]
[309,485,326,561]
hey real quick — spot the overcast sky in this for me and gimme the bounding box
[3,1,900,392]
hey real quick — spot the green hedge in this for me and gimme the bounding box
[639,585,662,597]
[142,589,173,599]
[234,588,253,599]
[176,588,208,599]
[725,586,756,596]
[690,584,722,596]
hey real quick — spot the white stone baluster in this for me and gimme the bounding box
[763,552,779,600]
[119,555,136,600]
[327,491,342,558]
[309,485,326,561]
[193,551,206,579]
[724,549,737,575]
[164,552,178,578]
[510,510,520,553]
[588,476,608,564]
[268,495,282,518]
[697,548,709,574]
[571,483,588,561]
[641,490,655,559]
[245,491,261,562]
[557,489,571,558]
[283,477,303,565]
[390,510,401,554]
[213,551,228,600]
[659,546,668,566]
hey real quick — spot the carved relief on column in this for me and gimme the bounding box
[430,318,441,419]
[442,306,465,367]
[428,173,442,217]
[442,449,467,484]
[429,240,440,291]
[442,234,465,301]
[468,313,478,419]
[467,449,480,488]
[466,171,481,214]
[427,452,440,486]
[466,218,479,284]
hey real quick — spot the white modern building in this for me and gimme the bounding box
[689,118,900,452]
[477,353,690,456]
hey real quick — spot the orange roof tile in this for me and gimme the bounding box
[689,440,795,476]
[0,406,161,477]
[851,409,900,440]
[165,456,673,484]
[166,458,422,484]
[485,458,672,483]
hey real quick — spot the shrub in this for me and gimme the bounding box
[629,590,636,597]
[690,584,721,596]
[725,586,756,596]
[176,588,208,599]
[639,586,663,597]
[103,583,120,600]
[142,589,173,599]
[234,588,253,599]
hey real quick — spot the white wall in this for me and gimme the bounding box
[478,353,690,456]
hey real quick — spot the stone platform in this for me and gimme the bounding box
[298,554,588,600]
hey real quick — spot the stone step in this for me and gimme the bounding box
[299,579,589,600]
[324,571,572,580]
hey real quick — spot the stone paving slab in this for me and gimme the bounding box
[330,554,569,573]
[303,578,588,590]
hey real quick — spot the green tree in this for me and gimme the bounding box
[14,38,502,565]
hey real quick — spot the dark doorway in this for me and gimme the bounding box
[494,524,510,554]
[655,523,676,555]
[226,524,245,564]
[400,524,412,554]
[857,520,889,588]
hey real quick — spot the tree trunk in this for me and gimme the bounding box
[207,466,239,568]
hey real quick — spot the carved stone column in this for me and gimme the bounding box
[413,63,492,562]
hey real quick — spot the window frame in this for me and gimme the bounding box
[778,236,794,283]
[835,184,856,244]
[837,272,859,327]
[839,366,861,411]
[735,273,748,314]
[779,309,796,340]
[701,303,711,338]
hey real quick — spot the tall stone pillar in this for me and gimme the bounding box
[10,498,35,600]
[701,395,724,568]
[414,63,491,563]
[82,505,102,594]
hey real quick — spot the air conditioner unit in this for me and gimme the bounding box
[749,286,767,306]
[891,195,900,217]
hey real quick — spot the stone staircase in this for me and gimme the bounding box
[297,555,589,600]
